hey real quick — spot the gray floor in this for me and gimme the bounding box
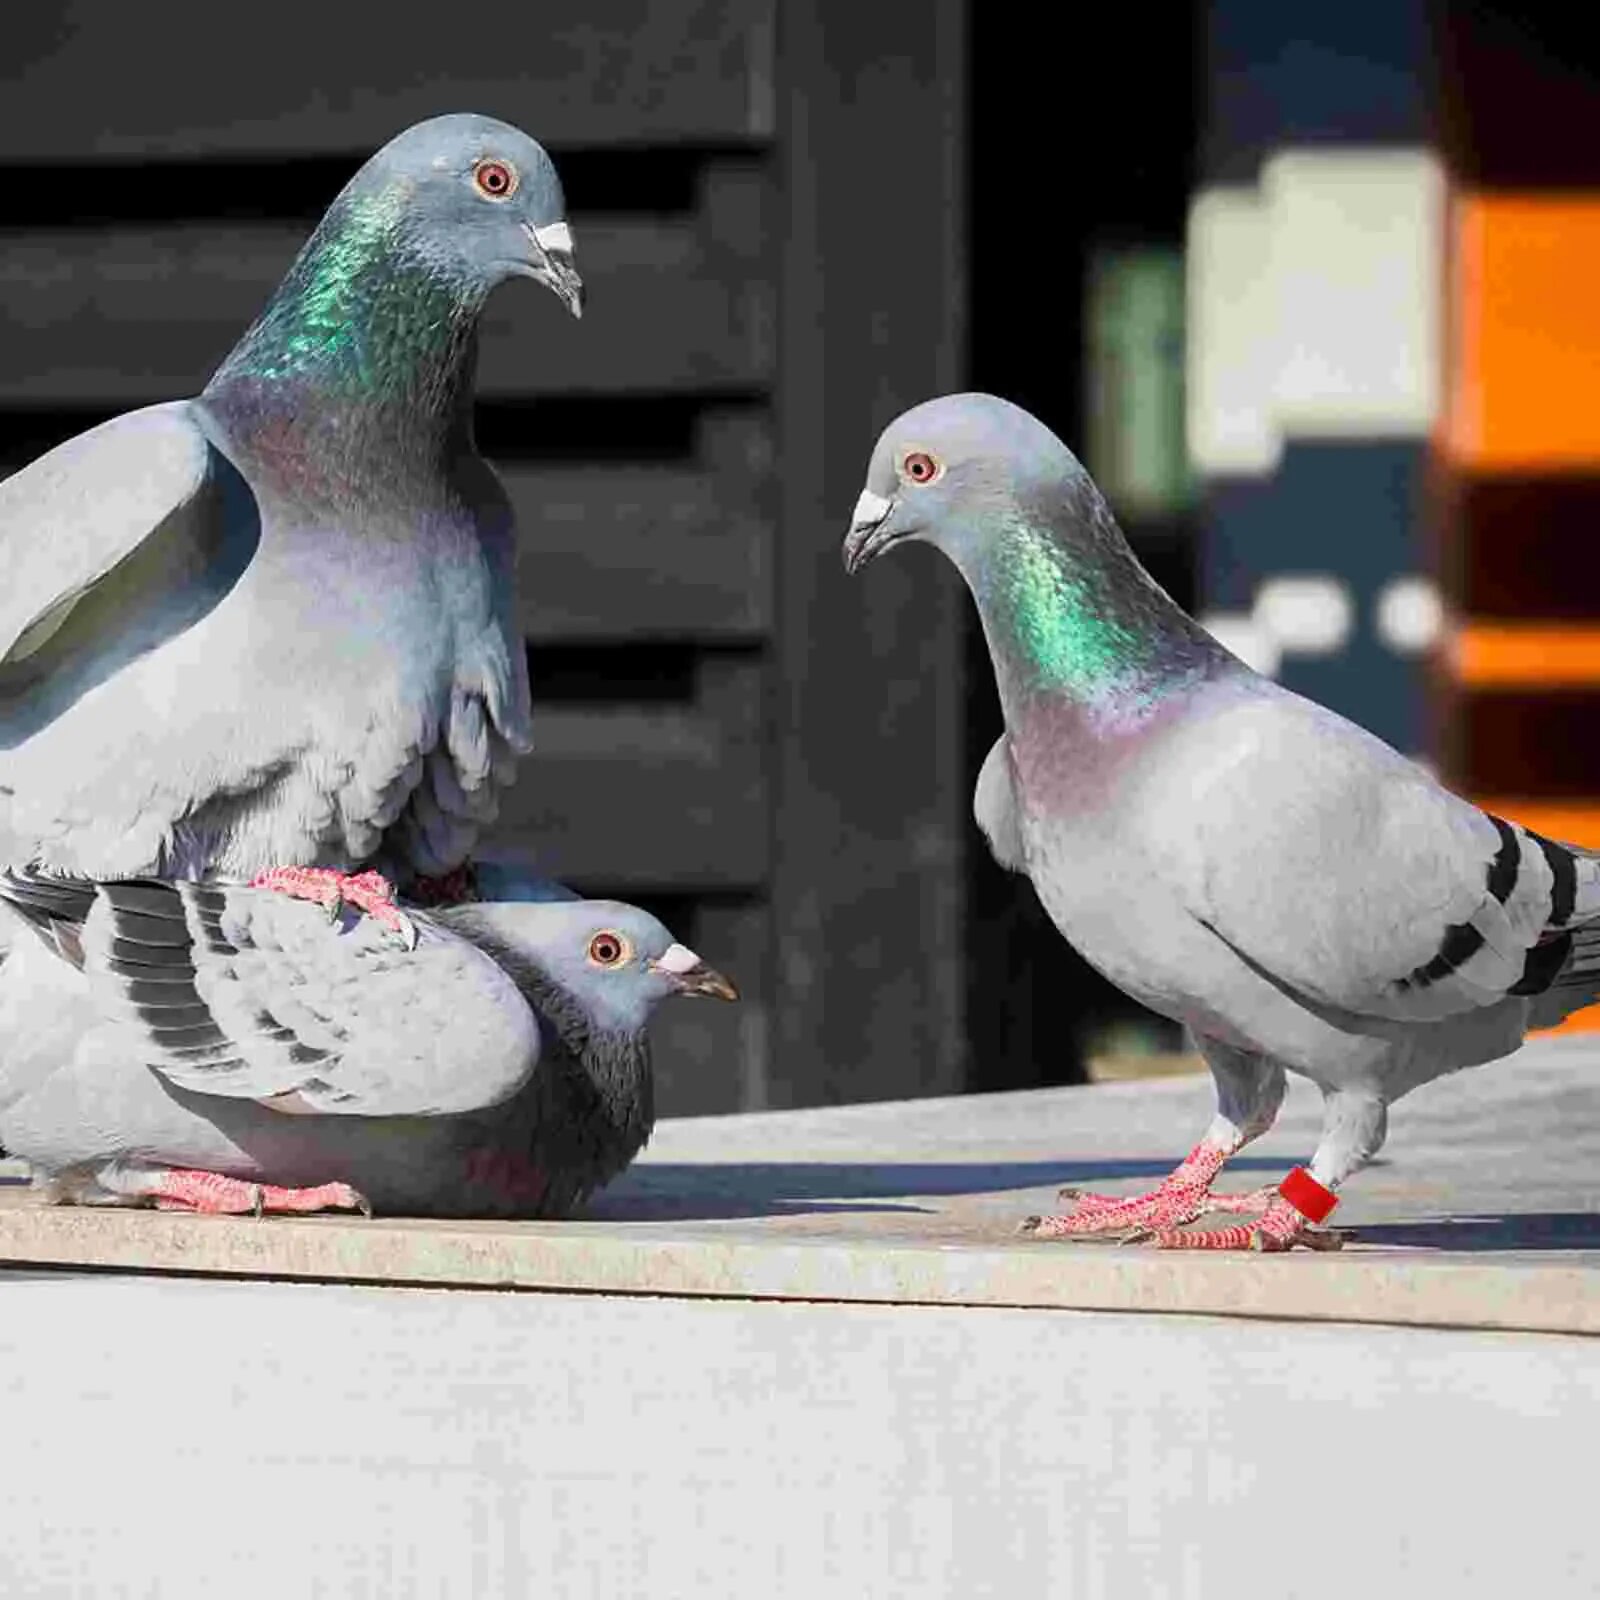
[4,1038,1600,1596]
[3,1033,1600,1331]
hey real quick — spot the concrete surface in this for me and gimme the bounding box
[4,1038,1600,1597]
[1,1274,1598,1599]
[2,1033,1600,1332]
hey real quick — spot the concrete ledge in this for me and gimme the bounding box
[4,1033,1599,1335]
[4,1198,1599,1335]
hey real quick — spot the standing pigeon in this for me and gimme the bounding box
[0,874,735,1217]
[844,393,1600,1251]
[0,113,583,946]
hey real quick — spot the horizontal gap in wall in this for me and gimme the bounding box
[0,408,127,464]
[525,642,759,705]
[479,395,765,465]
[0,396,769,471]
[0,145,757,227]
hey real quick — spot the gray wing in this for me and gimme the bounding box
[0,401,255,669]
[0,400,261,847]
[0,866,96,965]
[79,881,541,1116]
[1170,693,1600,1025]
[974,735,1026,872]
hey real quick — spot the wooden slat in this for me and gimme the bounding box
[511,466,769,641]
[1450,625,1600,687]
[510,414,773,643]
[769,0,969,1107]
[488,658,765,889]
[0,191,772,405]
[1443,194,1600,470]
[0,1,774,158]
[0,433,774,647]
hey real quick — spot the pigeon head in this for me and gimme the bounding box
[354,113,583,316]
[842,393,1087,575]
[843,393,1222,708]
[449,898,738,1037]
[204,114,581,420]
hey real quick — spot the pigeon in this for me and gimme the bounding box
[0,113,583,948]
[844,392,1600,1251]
[0,872,736,1218]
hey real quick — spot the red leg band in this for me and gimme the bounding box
[1278,1166,1338,1223]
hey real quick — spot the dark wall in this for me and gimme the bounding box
[965,5,1199,1087]
[0,1,978,1115]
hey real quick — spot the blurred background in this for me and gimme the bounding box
[1,2,1596,1114]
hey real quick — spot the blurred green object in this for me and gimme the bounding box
[1085,246,1196,517]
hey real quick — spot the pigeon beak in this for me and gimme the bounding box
[522,220,585,318]
[841,489,899,574]
[649,943,740,1001]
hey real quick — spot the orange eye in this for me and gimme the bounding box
[903,450,941,485]
[587,931,628,967]
[473,158,517,200]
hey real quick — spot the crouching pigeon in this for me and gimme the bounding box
[0,113,583,947]
[0,871,735,1218]
[844,392,1600,1251]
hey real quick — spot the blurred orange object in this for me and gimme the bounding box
[1450,625,1600,685]
[1472,800,1600,849]
[1443,195,1600,470]
[1533,1007,1600,1036]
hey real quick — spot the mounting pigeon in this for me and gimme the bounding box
[0,113,583,945]
[844,392,1600,1251]
[0,869,736,1217]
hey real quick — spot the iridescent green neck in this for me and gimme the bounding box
[203,186,484,456]
[973,513,1218,720]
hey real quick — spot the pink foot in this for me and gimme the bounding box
[1054,1181,1276,1221]
[250,866,417,950]
[1153,1195,1346,1253]
[1023,1143,1236,1240]
[144,1168,371,1217]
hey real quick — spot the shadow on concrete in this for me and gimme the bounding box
[588,1155,1303,1222]
[1352,1212,1600,1252]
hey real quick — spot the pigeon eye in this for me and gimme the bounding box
[587,931,631,968]
[473,159,517,201]
[903,450,941,485]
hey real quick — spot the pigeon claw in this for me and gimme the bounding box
[1029,1143,1276,1241]
[140,1169,371,1217]
[256,1180,372,1218]
[1027,1179,1215,1240]
[251,865,418,951]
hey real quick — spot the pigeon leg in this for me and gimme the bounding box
[71,1162,371,1217]
[250,865,417,950]
[1152,1088,1387,1252]
[1022,1042,1286,1240]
